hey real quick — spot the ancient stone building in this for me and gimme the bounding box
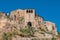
[10,9,58,33]
[10,9,44,30]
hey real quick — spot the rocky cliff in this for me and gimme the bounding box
[0,9,59,40]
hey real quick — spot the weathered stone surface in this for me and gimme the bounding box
[0,9,59,40]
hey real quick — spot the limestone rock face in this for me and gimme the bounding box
[0,9,59,40]
[44,21,58,35]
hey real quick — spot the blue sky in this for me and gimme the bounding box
[0,0,60,32]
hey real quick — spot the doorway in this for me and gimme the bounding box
[27,22,32,27]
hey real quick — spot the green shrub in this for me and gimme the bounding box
[3,33,8,40]
[3,32,14,40]
[20,26,36,36]
[20,26,31,36]
[52,37,56,40]
[19,17,24,21]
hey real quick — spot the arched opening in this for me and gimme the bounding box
[27,22,32,27]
